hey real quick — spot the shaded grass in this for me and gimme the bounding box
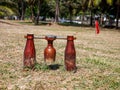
[18,21,49,26]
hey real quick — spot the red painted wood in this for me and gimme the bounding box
[44,36,56,64]
[65,36,76,71]
[24,34,36,68]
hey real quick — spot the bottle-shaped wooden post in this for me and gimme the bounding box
[65,36,76,71]
[24,34,36,68]
[44,35,56,64]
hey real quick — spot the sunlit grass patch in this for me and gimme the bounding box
[0,62,19,87]
[84,57,109,66]
[92,74,120,90]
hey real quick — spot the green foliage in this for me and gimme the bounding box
[0,6,15,16]
[0,0,18,17]
[0,12,4,16]
[94,0,102,6]
[0,0,117,18]
[34,63,49,71]
[0,0,119,28]
[106,0,113,5]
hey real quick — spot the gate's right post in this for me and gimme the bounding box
[64,36,77,72]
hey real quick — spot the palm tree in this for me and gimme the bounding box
[79,0,88,24]
[26,0,36,21]
[26,0,43,25]
[99,0,119,29]
[87,0,113,26]
[87,0,102,26]
[62,0,80,23]
[0,0,17,18]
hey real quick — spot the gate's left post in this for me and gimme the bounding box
[23,34,36,69]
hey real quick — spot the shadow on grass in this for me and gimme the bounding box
[31,63,62,71]
[58,22,91,27]
[48,64,62,70]
[17,21,92,27]
[18,21,49,26]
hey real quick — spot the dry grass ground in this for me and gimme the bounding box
[0,20,120,90]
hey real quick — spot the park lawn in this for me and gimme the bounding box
[0,20,120,90]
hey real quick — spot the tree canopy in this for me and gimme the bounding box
[0,0,119,28]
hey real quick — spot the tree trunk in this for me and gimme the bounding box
[100,14,103,26]
[35,0,42,25]
[31,5,35,22]
[55,0,60,23]
[21,0,25,20]
[90,10,93,26]
[81,12,85,24]
[116,5,120,29]
[69,6,73,23]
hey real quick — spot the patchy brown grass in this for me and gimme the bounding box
[0,20,120,90]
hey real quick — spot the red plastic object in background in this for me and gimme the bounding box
[44,35,56,64]
[65,36,76,72]
[95,20,100,34]
[24,34,36,68]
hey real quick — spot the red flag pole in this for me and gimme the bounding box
[95,20,100,34]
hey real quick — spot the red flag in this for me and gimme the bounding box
[95,20,100,34]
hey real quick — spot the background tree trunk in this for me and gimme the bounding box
[116,4,120,29]
[55,0,59,23]
[30,5,35,22]
[35,0,42,25]
[90,10,93,26]
[69,6,73,23]
[21,0,25,20]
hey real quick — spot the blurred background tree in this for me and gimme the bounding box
[0,0,119,29]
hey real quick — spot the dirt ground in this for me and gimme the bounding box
[0,20,120,90]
